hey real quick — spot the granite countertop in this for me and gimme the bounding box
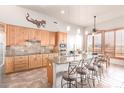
[6,52,58,57]
[49,55,82,64]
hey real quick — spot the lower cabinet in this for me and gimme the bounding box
[5,57,14,74]
[29,54,42,69]
[42,54,49,67]
[5,53,58,73]
[14,56,29,72]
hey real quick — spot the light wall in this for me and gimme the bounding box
[0,5,84,51]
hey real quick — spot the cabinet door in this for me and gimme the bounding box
[29,55,42,69]
[49,32,55,45]
[23,28,29,42]
[41,31,46,45]
[6,25,15,45]
[28,29,35,40]
[63,33,67,44]
[49,54,54,59]
[42,54,49,67]
[14,56,29,72]
[41,30,49,46]
[15,26,25,45]
[29,55,37,69]
[36,30,42,41]
[59,32,64,44]
[36,54,42,67]
[5,57,14,73]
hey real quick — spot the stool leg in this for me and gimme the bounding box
[61,78,63,88]
[87,76,91,88]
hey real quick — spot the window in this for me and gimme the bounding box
[115,30,124,58]
[104,31,115,57]
[94,33,102,53]
[87,35,93,52]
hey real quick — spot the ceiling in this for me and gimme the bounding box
[20,5,124,27]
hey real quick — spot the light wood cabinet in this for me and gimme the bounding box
[63,33,67,43]
[5,57,14,73]
[49,32,55,46]
[42,54,49,67]
[6,25,30,46]
[5,53,58,74]
[14,56,28,72]
[6,24,15,46]
[28,28,35,40]
[47,59,53,86]
[41,30,49,46]
[14,26,25,45]
[56,32,67,46]
[29,54,42,69]
[49,54,54,59]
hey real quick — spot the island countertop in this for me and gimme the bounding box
[49,54,82,64]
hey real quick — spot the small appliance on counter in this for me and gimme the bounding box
[59,42,67,56]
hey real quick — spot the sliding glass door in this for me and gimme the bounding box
[104,31,115,57]
[115,30,124,58]
[87,35,93,52]
[94,33,102,53]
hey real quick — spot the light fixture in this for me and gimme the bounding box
[92,16,97,33]
[77,28,81,34]
[60,10,65,14]
[66,26,70,31]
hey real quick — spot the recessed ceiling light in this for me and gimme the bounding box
[77,28,81,34]
[66,26,70,31]
[60,10,65,14]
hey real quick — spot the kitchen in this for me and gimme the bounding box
[0,5,124,88]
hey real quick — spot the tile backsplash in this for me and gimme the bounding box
[6,40,55,55]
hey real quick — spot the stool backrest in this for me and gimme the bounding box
[68,61,78,75]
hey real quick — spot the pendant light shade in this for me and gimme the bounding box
[93,16,96,33]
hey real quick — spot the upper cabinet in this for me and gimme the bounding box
[41,30,49,46]
[6,24,58,46]
[55,32,67,46]
[49,32,55,46]
[6,24,15,46]
[6,24,30,46]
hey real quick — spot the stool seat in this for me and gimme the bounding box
[88,65,98,71]
[76,67,87,75]
[62,71,77,81]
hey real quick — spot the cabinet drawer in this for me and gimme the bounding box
[14,60,28,65]
[15,63,28,68]
[14,63,28,71]
[42,54,49,66]
[14,56,28,64]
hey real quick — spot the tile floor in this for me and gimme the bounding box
[0,59,124,88]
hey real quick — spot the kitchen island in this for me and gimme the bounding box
[47,55,82,88]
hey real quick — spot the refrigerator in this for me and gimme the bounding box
[0,27,5,87]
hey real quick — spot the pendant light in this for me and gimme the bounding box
[93,16,97,33]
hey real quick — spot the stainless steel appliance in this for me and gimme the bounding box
[59,43,67,56]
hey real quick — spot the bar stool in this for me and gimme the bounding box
[87,57,99,87]
[61,62,78,88]
[93,57,104,81]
